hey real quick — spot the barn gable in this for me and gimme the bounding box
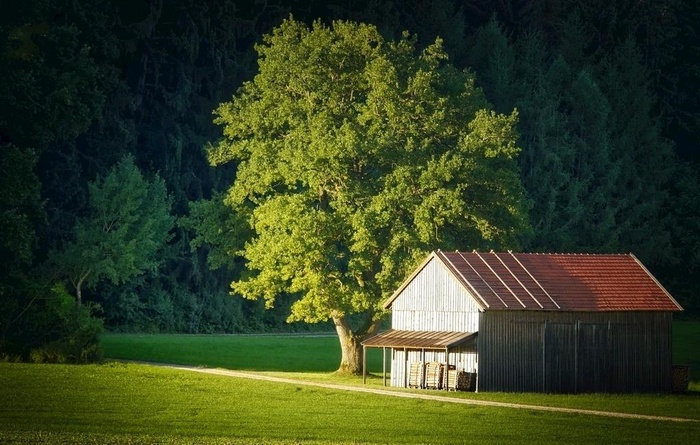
[387,253,482,332]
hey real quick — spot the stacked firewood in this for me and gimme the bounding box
[425,362,443,389]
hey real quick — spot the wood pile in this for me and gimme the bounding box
[444,369,476,391]
[672,365,690,393]
[408,362,424,388]
[424,362,443,389]
[407,361,477,391]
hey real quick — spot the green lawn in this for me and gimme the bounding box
[101,333,386,372]
[100,325,700,421]
[673,320,700,380]
[1,362,698,445]
[1,322,698,444]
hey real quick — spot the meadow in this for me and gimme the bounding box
[0,322,698,444]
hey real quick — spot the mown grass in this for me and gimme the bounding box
[673,320,700,380]
[101,333,385,372]
[1,322,698,444]
[1,361,699,445]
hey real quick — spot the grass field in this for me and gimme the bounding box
[1,322,698,444]
[100,333,385,373]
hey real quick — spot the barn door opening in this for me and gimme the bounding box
[544,322,577,393]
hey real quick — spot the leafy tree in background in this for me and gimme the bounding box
[207,18,530,373]
[51,155,174,305]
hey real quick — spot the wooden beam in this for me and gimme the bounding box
[362,345,367,384]
[382,347,387,387]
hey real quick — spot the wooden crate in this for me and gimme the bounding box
[444,370,457,391]
[425,362,443,389]
[408,362,424,388]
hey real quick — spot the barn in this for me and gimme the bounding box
[362,250,684,393]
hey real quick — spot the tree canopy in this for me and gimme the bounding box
[51,155,174,305]
[207,18,530,373]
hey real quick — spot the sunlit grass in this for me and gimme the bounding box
[101,333,385,372]
[1,362,699,444]
[101,322,700,422]
[2,322,696,443]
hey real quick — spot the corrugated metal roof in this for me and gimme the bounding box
[362,329,477,349]
[385,251,683,312]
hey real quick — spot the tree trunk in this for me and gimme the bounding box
[333,315,363,375]
[76,281,83,306]
[75,269,90,306]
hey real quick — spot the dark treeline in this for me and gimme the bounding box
[1,0,698,361]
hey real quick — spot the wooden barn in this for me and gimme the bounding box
[362,251,684,393]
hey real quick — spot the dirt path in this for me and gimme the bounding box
[154,363,695,423]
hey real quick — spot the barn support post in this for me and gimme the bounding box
[404,347,408,387]
[362,345,367,384]
[445,347,450,391]
[382,347,387,386]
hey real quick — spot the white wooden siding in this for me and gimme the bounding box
[391,257,481,332]
[388,257,481,388]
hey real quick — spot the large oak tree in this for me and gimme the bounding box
[207,17,530,374]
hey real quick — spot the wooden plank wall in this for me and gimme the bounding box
[391,257,481,332]
[478,311,674,393]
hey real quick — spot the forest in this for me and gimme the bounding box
[1,0,698,363]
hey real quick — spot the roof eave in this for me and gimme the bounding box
[629,253,684,312]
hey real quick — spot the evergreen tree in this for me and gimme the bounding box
[598,36,675,264]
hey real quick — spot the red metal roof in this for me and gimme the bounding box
[387,251,683,312]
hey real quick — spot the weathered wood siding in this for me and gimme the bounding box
[391,257,481,332]
[388,258,482,387]
[390,344,478,387]
[477,311,674,393]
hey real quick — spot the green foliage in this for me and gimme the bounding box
[2,0,699,336]
[2,283,103,363]
[183,193,249,270]
[597,36,676,264]
[209,18,530,338]
[0,144,44,302]
[466,15,681,267]
[51,155,174,304]
[0,1,116,154]
[0,145,43,265]
[27,283,104,364]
